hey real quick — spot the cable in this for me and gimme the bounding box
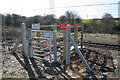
[9,2,119,13]
[55,3,119,9]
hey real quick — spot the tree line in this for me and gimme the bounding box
[1,11,120,34]
[84,13,120,34]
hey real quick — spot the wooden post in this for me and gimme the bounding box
[54,23,57,31]
[74,24,78,53]
[22,23,27,56]
[81,24,84,49]
[74,24,78,45]
[63,29,66,61]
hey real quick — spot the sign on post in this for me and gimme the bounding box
[32,24,40,30]
[60,23,69,29]
[43,32,50,37]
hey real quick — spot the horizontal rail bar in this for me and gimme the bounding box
[33,56,50,61]
[33,53,50,57]
[32,43,49,46]
[33,50,50,54]
[31,30,51,33]
[32,37,50,40]
[32,46,49,50]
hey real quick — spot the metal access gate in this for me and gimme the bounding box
[28,29,57,63]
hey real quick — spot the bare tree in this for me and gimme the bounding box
[59,11,81,24]
[101,13,116,34]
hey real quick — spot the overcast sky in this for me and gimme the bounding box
[0,0,119,19]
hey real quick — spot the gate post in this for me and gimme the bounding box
[53,31,57,62]
[28,29,32,58]
[80,24,84,50]
[66,24,71,64]
[63,29,66,61]
[21,23,27,56]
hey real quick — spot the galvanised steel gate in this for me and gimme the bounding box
[28,29,57,63]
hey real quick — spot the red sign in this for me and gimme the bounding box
[60,23,69,29]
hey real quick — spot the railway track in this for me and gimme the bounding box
[2,36,120,51]
[57,37,120,50]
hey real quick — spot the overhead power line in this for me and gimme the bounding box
[55,3,119,9]
[10,2,119,13]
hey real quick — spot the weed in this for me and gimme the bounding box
[3,70,8,74]
[9,71,17,76]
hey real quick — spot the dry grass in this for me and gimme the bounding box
[83,33,119,45]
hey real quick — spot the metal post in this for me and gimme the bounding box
[66,25,71,64]
[21,23,27,56]
[70,36,91,72]
[11,33,22,54]
[30,30,33,58]
[118,1,120,18]
[53,31,57,62]
[28,29,32,58]
[49,31,52,62]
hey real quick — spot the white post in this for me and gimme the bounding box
[21,23,27,56]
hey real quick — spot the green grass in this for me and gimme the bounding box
[115,20,119,26]
[3,70,8,74]
[9,71,17,76]
[2,76,14,78]
[82,19,101,23]
[82,19,90,23]
[109,71,119,75]
[82,19,118,24]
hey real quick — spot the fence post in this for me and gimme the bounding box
[49,31,52,62]
[0,14,2,79]
[21,23,27,56]
[66,24,71,64]
[53,31,57,62]
[81,24,84,49]
[74,24,78,46]
[54,23,57,31]
[63,29,66,61]
[28,29,32,58]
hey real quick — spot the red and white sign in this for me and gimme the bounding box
[60,23,69,29]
